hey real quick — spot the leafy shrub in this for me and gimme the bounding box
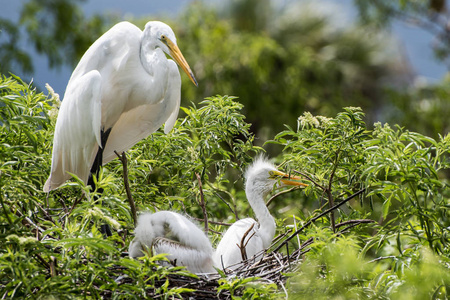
[1,74,449,298]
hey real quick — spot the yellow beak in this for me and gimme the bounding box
[167,39,198,86]
[271,170,308,187]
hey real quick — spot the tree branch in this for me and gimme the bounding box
[294,170,326,191]
[238,223,255,261]
[115,151,137,226]
[273,188,366,252]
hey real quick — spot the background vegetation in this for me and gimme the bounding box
[1,0,449,298]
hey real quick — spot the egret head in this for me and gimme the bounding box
[245,157,307,198]
[144,21,198,86]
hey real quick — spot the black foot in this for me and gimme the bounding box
[100,224,112,237]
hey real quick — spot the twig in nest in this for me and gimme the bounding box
[55,194,69,214]
[238,223,255,261]
[273,188,366,252]
[114,151,137,226]
[195,173,209,233]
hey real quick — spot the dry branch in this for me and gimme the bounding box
[114,151,138,226]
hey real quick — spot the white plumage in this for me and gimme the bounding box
[44,21,197,192]
[128,158,307,273]
[129,211,215,274]
[213,157,307,270]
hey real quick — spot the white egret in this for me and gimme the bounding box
[44,21,197,193]
[213,157,307,270]
[129,211,215,274]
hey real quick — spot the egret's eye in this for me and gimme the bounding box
[161,35,167,41]
[268,171,277,178]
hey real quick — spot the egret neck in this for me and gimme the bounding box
[245,181,276,248]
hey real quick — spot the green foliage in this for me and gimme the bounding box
[1,74,450,298]
[0,19,33,75]
[217,276,278,300]
[288,232,450,299]
[0,75,54,230]
[0,75,263,298]
[269,107,450,299]
[104,95,261,223]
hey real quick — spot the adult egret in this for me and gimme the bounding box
[213,157,307,270]
[44,21,197,193]
[129,211,215,274]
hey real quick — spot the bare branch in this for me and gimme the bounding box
[114,151,137,226]
[238,223,255,261]
[273,188,366,252]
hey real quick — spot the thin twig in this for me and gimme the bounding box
[266,186,301,207]
[293,170,326,191]
[56,195,69,214]
[114,151,137,226]
[34,201,56,225]
[207,182,239,220]
[273,188,365,252]
[192,217,232,227]
[335,219,376,229]
[337,221,375,234]
[33,253,50,269]
[67,194,84,216]
[195,173,209,233]
[238,223,255,261]
[368,255,397,264]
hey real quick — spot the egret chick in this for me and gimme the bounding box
[129,211,215,274]
[214,157,307,270]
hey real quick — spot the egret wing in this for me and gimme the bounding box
[68,22,141,86]
[44,71,102,192]
[102,60,181,163]
[44,22,142,191]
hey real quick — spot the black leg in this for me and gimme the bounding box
[88,128,112,237]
